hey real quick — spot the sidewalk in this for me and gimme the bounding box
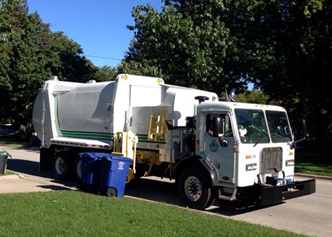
[0,144,78,194]
[0,171,79,194]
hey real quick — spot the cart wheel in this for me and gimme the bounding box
[106,187,117,197]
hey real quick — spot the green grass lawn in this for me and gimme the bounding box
[1,170,16,175]
[0,191,306,237]
[295,144,332,176]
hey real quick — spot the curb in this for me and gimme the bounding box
[0,173,19,180]
[295,173,332,181]
[0,172,27,180]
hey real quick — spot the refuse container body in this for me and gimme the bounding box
[99,155,132,197]
[79,152,109,193]
[0,150,11,174]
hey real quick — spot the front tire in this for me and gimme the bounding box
[178,167,213,210]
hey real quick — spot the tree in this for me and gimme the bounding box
[120,1,250,95]
[49,31,97,83]
[0,0,98,127]
[246,0,332,142]
[95,66,118,81]
[236,89,269,104]
[0,0,54,125]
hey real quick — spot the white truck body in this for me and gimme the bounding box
[33,74,315,209]
[33,74,216,149]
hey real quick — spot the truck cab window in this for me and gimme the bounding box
[206,114,233,137]
[235,109,270,144]
[266,111,292,143]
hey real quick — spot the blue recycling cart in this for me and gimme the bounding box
[99,155,132,197]
[79,152,109,193]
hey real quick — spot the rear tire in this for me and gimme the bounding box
[73,156,82,183]
[53,155,70,180]
[178,167,213,210]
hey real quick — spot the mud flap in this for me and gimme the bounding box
[260,179,316,206]
[40,147,52,172]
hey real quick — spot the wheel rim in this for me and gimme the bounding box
[184,175,202,202]
[55,157,65,175]
[76,160,82,179]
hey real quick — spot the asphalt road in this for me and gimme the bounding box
[1,145,331,237]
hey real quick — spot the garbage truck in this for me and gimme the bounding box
[32,74,315,209]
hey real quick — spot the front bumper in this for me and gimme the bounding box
[259,179,316,206]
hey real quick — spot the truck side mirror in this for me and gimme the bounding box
[301,119,308,137]
[291,119,309,149]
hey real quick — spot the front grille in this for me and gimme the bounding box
[260,147,283,174]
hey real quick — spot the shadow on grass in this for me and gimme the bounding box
[36,184,74,191]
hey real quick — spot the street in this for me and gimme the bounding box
[1,144,331,237]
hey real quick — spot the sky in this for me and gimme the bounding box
[27,0,163,67]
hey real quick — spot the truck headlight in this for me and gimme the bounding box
[246,163,257,171]
[286,159,295,166]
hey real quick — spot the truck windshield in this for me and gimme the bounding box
[266,111,292,143]
[235,109,269,144]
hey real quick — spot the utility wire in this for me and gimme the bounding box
[85,55,122,61]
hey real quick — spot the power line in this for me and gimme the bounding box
[85,55,122,61]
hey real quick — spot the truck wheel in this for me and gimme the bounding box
[53,155,70,180]
[178,167,213,210]
[73,157,82,183]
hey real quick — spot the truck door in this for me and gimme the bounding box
[204,113,235,184]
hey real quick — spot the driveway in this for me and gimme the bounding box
[0,145,78,193]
